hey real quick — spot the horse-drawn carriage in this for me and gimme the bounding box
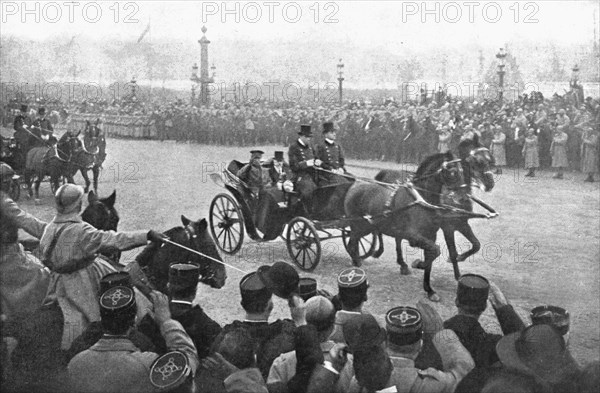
[208,160,378,271]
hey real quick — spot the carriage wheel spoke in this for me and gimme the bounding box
[216,227,226,241]
[359,241,367,255]
[301,250,307,268]
[294,248,302,263]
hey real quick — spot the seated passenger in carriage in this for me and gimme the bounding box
[237,149,265,197]
[288,125,321,215]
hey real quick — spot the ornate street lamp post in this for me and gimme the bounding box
[495,48,507,102]
[190,26,215,106]
[337,59,344,104]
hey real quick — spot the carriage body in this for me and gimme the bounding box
[209,160,378,271]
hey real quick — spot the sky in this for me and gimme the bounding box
[1,0,598,49]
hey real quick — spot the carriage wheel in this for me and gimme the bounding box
[286,217,321,271]
[342,230,378,261]
[209,193,244,254]
[9,178,20,201]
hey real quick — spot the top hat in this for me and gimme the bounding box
[496,324,579,385]
[298,277,317,301]
[385,306,423,347]
[274,151,285,162]
[343,313,386,352]
[169,263,201,292]
[337,268,368,293]
[257,261,299,299]
[149,351,192,390]
[456,274,489,312]
[20,104,28,112]
[100,272,133,295]
[298,125,313,137]
[322,122,335,134]
[530,305,570,336]
[240,272,272,304]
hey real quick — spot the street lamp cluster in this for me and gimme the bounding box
[337,58,344,105]
[190,25,215,106]
[495,47,507,102]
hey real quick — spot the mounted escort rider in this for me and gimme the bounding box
[32,107,54,147]
[12,104,33,171]
[288,125,321,215]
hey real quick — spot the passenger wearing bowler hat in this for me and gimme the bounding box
[68,289,199,393]
[329,267,373,344]
[288,124,321,215]
[137,263,222,361]
[212,269,297,380]
[441,275,525,369]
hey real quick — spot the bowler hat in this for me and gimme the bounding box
[496,324,580,385]
[343,313,386,352]
[100,272,133,294]
[456,274,489,312]
[240,272,272,304]
[274,151,285,162]
[149,351,192,390]
[322,122,335,134]
[257,261,299,299]
[298,125,313,137]
[298,277,317,301]
[530,305,570,336]
[168,263,201,292]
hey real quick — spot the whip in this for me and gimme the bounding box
[162,238,249,275]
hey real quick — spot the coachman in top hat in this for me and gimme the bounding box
[288,125,322,214]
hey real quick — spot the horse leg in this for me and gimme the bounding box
[92,165,99,193]
[347,225,363,267]
[455,222,481,263]
[24,169,33,198]
[395,236,411,275]
[80,168,91,193]
[373,231,385,258]
[441,222,461,280]
[409,234,441,301]
[35,173,43,201]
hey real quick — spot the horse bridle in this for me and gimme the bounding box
[466,147,494,179]
[182,223,217,283]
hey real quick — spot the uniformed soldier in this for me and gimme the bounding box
[68,289,199,393]
[137,263,222,360]
[211,271,296,381]
[32,107,54,142]
[288,125,321,215]
[315,122,348,186]
[13,104,32,150]
[237,150,265,196]
[329,267,372,344]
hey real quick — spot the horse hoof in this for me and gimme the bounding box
[400,266,411,275]
[428,292,441,302]
[411,259,426,270]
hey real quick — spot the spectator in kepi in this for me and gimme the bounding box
[68,288,199,393]
[442,275,525,369]
[137,263,222,360]
[329,268,371,344]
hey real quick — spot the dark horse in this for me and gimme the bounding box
[81,189,121,265]
[344,151,466,301]
[70,120,107,193]
[375,135,495,280]
[24,133,76,200]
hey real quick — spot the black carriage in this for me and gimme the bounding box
[209,160,378,271]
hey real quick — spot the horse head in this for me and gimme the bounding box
[458,134,495,192]
[413,151,466,204]
[144,215,227,293]
[82,190,121,263]
[82,190,119,231]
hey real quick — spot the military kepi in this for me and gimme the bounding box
[298,277,317,301]
[337,267,368,291]
[100,271,133,294]
[530,305,570,336]
[240,271,272,304]
[456,273,489,312]
[386,306,423,347]
[169,263,201,292]
[298,124,312,136]
[99,285,137,330]
[250,150,264,155]
[149,351,192,391]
